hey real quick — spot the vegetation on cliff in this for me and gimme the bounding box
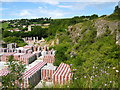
[52,6,120,88]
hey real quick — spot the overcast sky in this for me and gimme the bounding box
[0,0,119,20]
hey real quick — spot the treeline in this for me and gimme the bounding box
[47,14,98,39]
[2,14,99,39]
[2,17,52,25]
[2,26,48,47]
[106,5,120,20]
[1,17,52,31]
[3,26,48,39]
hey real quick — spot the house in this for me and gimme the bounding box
[13,53,25,61]
[0,67,10,87]
[0,68,10,76]
[1,52,16,62]
[52,63,73,85]
[19,53,36,65]
[23,25,26,28]
[33,51,41,58]
[15,47,30,53]
[0,62,7,70]
[43,55,55,63]
[0,53,4,61]
[0,48,7,53]
[41,63,57,82]
[23,45,33,50]
[21,61,47,88]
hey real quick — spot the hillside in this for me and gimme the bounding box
[50,6,120,88]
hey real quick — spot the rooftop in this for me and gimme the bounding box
[0,62,7,70]
[20,53,35,58]
[23,61,46,78]
[3,52,15,56]
[25,60,43,70]
[13,53,25,56]
[42,63,57,70]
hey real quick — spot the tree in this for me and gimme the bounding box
[114,6,120,14]
[90,14,98,20]
[2,56,26,88]
[3,36,27,47]
[54,42,70,66]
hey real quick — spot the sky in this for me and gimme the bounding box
[0,0,119,20]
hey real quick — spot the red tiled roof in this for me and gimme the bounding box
[23,61,46,78]
[0,68,10,76]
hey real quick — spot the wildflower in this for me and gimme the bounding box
[74,69,77,70]
[70,78,72,80]
[104,84,107,86]
[93,66,95,68]
[12,83,14,85]
[108,66,110,68]
[104,71,106,73]
[95,75,97,77]
[106,73,109,75]
[116,70,119,72]
[110,81,112,83]
[90,79,93,80]
[102,71,105,73]
[96,67,98,69]
[70,64,73,66]
[113,67,116,69]
[74,78,77,80]
[67,86,69,88]
[84,76,86,78]
[91,76,94,78]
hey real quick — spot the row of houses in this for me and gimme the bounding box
[0,45,73,88]
[0,51,55,65]
[0,61,72,88]
[0,45,50,53]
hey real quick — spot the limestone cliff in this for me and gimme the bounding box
[67,18,120,45]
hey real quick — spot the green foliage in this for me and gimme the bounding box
[2,27,48,39]
[47,14,99,40]
[47,19,70,37]
[2,56,26,88]
[89,14,98,20]
[100,15,107,18]
[31,26,48,38]
[3,36,27,47]
[3,36,23,43]
[106,5,120,20]
[53,20,119,88]
[54,42,70,66]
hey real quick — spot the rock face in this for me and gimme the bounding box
[94,19,118,37]
[67,19,120,45]
[116,30,120,45]
[94,19,120,45]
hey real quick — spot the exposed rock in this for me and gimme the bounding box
[116,30,120,45]
[94,19,118,37]
[67,18,120,45]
